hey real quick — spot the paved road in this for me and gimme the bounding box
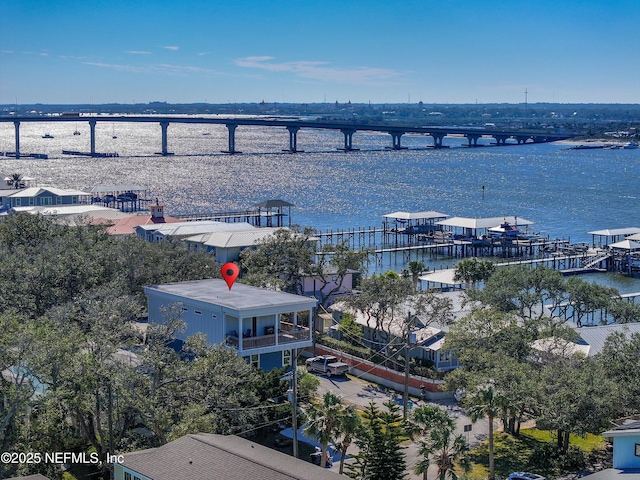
[314,373,494,478]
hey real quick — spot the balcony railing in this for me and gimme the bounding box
[226,325,310,351]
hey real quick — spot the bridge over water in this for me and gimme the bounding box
[0,115,575,158]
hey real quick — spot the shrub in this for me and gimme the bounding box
[528,443,587,472]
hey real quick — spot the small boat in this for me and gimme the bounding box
[623,141,639,149]
[42,133,54,139]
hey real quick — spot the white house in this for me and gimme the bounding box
[144,279,317,370]
[183,227,284,263]
[136,220,255,243]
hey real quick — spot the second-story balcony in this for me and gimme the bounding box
[226,322,311,352]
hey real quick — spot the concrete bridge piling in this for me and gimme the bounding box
[0,116,575,158]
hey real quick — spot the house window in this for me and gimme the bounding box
[250,354,259,368]
[124,473,132,480]
[29,197,34,206]
[14,198,21,206]
[283,350,291,367]
[72,195,78,203]
[441,350,451,362]
[40,196,52,206]
[635,443,640,457]
[56,196,63,204]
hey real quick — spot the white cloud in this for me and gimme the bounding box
[125,50,152,55]
[84,61,225,76]
[234,56,403,86]
[163,46,179,51]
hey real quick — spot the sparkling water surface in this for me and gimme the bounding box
[1,120,639,290]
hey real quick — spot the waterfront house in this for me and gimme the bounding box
[0,186,90,211]
[183,227,284,263]
[105,202,182,236]
[136,220,255,243]
[144,279,317,370]
[114,433,345,480]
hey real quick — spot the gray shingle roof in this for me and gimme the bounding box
[120,434,344,480]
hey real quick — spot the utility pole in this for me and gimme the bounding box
[403,312,415,420]
[291,348,298,458]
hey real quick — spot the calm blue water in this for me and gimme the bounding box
[1,119,639,290]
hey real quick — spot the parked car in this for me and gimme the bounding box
[508,472,546,480]
[305,355,349,377]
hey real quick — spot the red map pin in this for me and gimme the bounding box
[221,262,240,290]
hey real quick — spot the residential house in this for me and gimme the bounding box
[330,300,460,371]
[184,227,284,263]
[136,220,255,243]
[144,279,317,370]
[532,323,640,359]
[105,202,182,236]
[0,186,90,211]
[579,420,640,480]
[302,268,359,307]
[114,433,345,480]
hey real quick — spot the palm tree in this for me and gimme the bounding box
[408,260,427,291]
[414,424,469,480]
[303,391,343,468]
[6,173,24,189]
[410,405,455,438]
[466,385,503,480]
[335,403,361,474]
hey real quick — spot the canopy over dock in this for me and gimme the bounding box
[253,199,294,227]
[418,269,464,289]
[90,184,150,212]
[437,215,533,230]
[609,239,640,251]
[588,227,640,247]
[383,211,449,221]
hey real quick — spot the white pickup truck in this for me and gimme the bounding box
[305,355,349,377]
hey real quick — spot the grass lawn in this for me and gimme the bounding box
[464,428,607,480]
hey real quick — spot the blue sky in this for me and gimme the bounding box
[1,0,638,105]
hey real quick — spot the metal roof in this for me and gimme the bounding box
[186,227,283,248]
[383,210,449,220]
[436,216,534,229]
[91,185,145,193]
[419,269,464,286]
[609,239,640,250]
[139,220,255,236]
[588,227,640,237]
[253,199,295,208]
[571,323,640,356]
[5,186,90,198]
